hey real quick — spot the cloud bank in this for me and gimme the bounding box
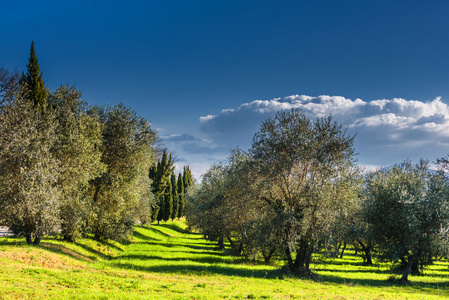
[198,95,449,168]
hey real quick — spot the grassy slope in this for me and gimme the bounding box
[0,220,447,299]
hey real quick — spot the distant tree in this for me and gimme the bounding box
[149,150,174,222]
[0,66,19,105]
[0,95,60,244]
[170,172,179,220]
[364,160,449,284]
[21,41,48,109]
[183,166,194,190]
[177,172,185,218]
[162,177,173,222]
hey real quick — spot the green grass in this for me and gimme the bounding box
[0,220,448,299]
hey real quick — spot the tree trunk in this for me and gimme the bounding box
[288,238,313,276]
[400,254,416,284]
[25,233,32,244]
[339,242,347,259]
[33,236,41,245]
[217,236,224,250]
[357,240,373,266]
[285,247,294,269]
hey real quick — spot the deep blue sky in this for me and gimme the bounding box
[2,0,449,178]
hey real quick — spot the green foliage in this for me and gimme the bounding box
[187,109,359,275]
[183,165,194,190]
[363,160,449,283]
[177,172,185,218]
[49,85,105,241]
[88,103,157,241]
[0,95,60,244]
[162,177,173,222]
[170,173,179,220]
[149,150,174,222]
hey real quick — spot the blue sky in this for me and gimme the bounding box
[2,0,449,178]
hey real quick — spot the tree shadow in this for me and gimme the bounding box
[73,242,113,259]
[131,240,217,252]
[133,230,160,242]
[317,272,449,292]
[149,227,176,238]
[110,261,278,279]
[39,242,95,262]
[113,254,233,264]
[156,223,191,234]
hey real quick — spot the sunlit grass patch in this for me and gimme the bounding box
[0,219,448,299]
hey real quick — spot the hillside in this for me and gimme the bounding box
[0,220,448,299]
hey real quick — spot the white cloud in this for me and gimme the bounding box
[199,114,215,123]
[198,94,449,168]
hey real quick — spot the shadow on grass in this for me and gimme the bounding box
[156,223,191,235]
[114,254,233,264]
[149,227,176,238]
[317,272,449,292]
[129,240,217,252]
[73,242,113,259]
[39,242,95,262]
[133,230,160,242]
[110,261,277,278]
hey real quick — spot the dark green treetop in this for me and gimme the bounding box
[21,41,48,108]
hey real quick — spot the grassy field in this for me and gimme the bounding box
[0,220,448,299]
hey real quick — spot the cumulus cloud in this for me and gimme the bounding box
[199,95,449,168]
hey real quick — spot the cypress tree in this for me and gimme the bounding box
[21,41,48,108]
[183,166,194,190]
[177,172,184,218]
[162,178,173,222]
[170,172,179,220]
[149,150,174,223]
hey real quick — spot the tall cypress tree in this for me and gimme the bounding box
[177,172,184,218]
[21,41,48,108]
[170,172,179,220]
[162,178,173,222]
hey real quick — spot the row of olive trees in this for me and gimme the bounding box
[186,109,449,283]
[0,85,157,244]
[0,43,157,244]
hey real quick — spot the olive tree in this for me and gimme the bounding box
[0,94,60,244]
[49,85,105,241]
[364,160,449,283]
[250,109,359,275]
[88,103,156,241]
